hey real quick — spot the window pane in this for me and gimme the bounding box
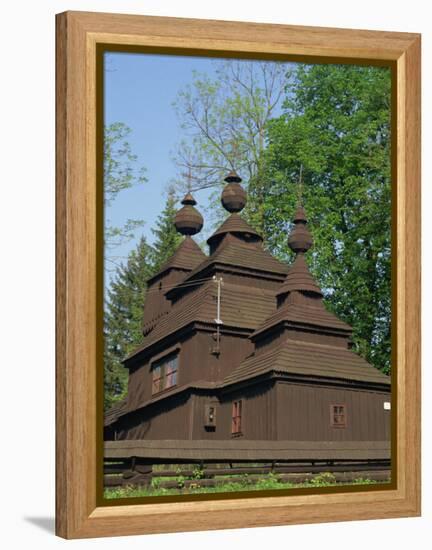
[165,355,178,388]
[152,353,179,393]
[152,366,162,393]
[171,370,177,386]
[166,371,175,388]
[331,404,346,427]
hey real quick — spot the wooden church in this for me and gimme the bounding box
[104,172,391,446]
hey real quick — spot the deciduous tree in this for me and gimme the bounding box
[104,122,147,270]
[172,60,291,232]
[262,64,391,373]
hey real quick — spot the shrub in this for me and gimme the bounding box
[309,472,337,486]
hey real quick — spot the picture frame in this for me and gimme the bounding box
[55,10,421,539]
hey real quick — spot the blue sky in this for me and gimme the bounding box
[103,52,292,282]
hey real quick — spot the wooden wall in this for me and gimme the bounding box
[126,329,254,411]
[116,381,279,441]
[276,381,391,441]
[116,392,191,440]
[111,378,390,443]
[191,382,277,440]
[142,269,188,334]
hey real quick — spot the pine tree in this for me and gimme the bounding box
[104,192,184,409]
[104,236,153,409]
[149,187,183,275]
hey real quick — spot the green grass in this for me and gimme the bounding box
[104,472,387,499]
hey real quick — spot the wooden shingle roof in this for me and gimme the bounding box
[104,398,128,427]
[222,339,390,388]
[251,300,351,339]
[126,282,277,361]
[211,240,289,275]
[276,253,323,297]
[206,213,262,244]
[147,236,206,284]
[166,240,288,298]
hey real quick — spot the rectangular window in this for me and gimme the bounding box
[330,404,347,428]
[231,400,243,434]
[151,353,179,394]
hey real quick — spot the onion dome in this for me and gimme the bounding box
[174,193,203,236]
[221,171,247,213]
[288,205,313,253]
[276,205,322,299]
[293,205,308,223]
[207,171,261,253]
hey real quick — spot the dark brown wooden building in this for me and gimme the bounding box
[105,172,391,446]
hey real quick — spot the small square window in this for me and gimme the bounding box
[330,404,347,428]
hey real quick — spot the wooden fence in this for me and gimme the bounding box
[104,439,391,489]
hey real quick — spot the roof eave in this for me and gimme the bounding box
[221,368,391,394]
[251,318,352,342]
[107,381,219,422]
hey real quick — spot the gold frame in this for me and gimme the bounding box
[55,10,421,539]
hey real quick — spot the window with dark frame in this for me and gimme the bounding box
[330,404,347,428]
[151,352,179,395]
[231,400,243,435]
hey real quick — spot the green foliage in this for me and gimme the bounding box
[104,472,384,499]
[150,477,161,490]
[190,466,205,480]
[103,63,392,412]
[172,63,392,374]
[104,122,146,204]
[149,187,183,275]
[262,64,392,374]
[104,190,182,409]
[104,122,147,252]
[309,472,337,486]
[176,475,186,489]
[104,236,153,409]
[351,477,375,485]
[254,471,281,490]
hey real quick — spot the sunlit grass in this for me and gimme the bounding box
[104,472,387,499]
